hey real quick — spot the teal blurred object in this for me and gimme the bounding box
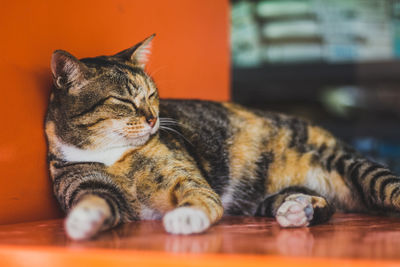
[393,1,400,57]
[231,0,398,65]
[353,138,400,174]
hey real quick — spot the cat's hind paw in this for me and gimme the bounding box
[163,207,210,235]
[276,194,314,228]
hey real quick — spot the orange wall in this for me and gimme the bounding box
[0,0,229,225]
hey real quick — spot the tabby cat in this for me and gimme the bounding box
[45,34,400,240]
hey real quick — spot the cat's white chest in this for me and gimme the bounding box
[59,144,132,166]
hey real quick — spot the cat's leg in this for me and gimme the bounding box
[63,183,132,240]
[65,194,112,240]
[162,178,224,235]
[51,164,134,240]
[255,186,335,227]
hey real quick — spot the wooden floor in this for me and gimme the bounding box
[1,213,400,266]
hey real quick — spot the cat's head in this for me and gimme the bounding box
[47,34,159,151]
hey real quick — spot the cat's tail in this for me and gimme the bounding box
[309,126,400,213]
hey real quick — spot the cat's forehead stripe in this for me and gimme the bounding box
[125,72,147,88]
[133,91,146,108]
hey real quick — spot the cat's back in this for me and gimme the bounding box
[160,99,231,127]
[158,98,320,174]
[159,99,285,139]
[158,99,283,193]
[159,99,273,146]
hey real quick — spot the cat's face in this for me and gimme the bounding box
[48,35,159,150]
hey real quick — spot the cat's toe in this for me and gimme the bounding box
[276,194,314,228]
[163,207,210,235]
[65,206,106,240]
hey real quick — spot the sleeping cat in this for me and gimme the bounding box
[45,34,400,240]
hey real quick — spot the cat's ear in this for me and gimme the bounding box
[113,34,155,68]
[51,50,87,89]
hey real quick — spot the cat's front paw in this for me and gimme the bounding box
[163,207,210,235]
[65,202,108,240]
[276,194,314,228]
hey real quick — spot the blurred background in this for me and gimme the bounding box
[231,0,400,173]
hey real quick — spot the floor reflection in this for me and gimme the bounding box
[276,228,314,256]
[0,214,400,259]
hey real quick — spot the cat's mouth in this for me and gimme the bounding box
[150,117,160,134]
[122,119,159,146]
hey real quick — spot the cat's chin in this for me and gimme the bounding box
[124,121,159,147]
[126,130,158,148]
[126,135,150,147]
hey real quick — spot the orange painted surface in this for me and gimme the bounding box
[0,215,400,266]
[0,0,229,225]
[1,247,398,267]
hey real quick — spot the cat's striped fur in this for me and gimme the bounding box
[45,35,400,240]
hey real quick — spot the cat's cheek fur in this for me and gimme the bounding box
[65,195,111,240]
[163,207,210,235]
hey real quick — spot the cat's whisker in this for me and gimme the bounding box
[159,118,191,130]
[160,120,185,125]
[166,124,191,132]
[159,126,193,146]
[159,117,178,121]
[160,120,180,124]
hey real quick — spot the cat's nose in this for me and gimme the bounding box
[146,117,157,128]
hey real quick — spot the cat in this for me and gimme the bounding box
[45,34,400,240]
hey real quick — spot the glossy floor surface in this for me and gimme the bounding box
[1,213,400,266]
